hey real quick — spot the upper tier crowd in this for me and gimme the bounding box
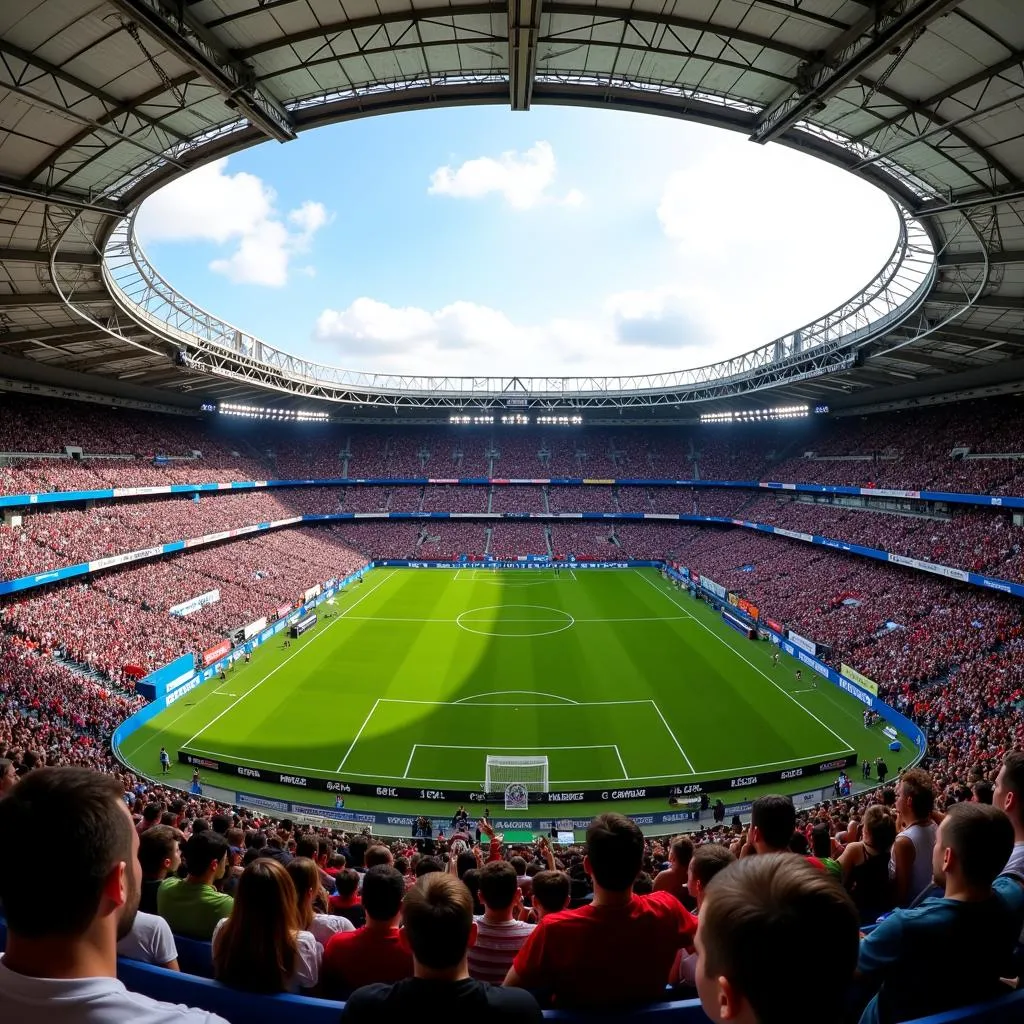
[5,393,1024,495]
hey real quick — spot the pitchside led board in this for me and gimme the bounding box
[136,651,196,702]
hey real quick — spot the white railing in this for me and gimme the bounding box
[99,199,935,405]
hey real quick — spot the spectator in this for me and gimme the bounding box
[137,825,183,915]
[839,805,898,926]
[468,860,535,985]
[0,757,16,795]
[674,844,736,987]
[528,870,571,921]
[116,912,180,971]
[653,836,697,909]
[0,767,226,1022]
[157,831,233,940]
[856,803,1024,1024]
[993,750,1024,877]
[694,855,860,1023]
[329,869,366,928]
[891,768,939,907]
[286,856,355,947]
[322,865,412,998]
[341,873,540,1019]
[505,813,696,1007]
[212,858,320,994]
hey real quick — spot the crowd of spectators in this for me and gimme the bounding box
[0,526,366,679]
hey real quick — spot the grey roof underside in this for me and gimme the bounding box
[0,0,1020,411]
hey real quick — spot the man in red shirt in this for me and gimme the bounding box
[322,865,412,997]
[504,813,696,1007]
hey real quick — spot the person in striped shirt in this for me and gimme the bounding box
[467,860,535,985]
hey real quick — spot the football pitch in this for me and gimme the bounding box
[118,568,904,814]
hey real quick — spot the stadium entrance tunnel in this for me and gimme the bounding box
[455,604,575,637]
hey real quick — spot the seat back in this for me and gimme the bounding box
[172,934,215,978]
[544,999,705,1023]
[116,958,343,1024]
[907,989,1024,1024]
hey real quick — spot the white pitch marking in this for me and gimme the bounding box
[180,570,396,751]
[452,690,579,704]
[336,698,381,771]
[633,569,855,753]
[649,699,696,774]
[613,744,628,779]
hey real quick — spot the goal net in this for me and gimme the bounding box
[485,755,549,796]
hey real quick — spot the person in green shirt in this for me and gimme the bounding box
[811,824,843,880]
[157,831,234,940]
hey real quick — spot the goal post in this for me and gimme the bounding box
[485,755,550,796]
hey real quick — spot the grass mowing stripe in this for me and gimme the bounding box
[632,569,855,756]
[181,570,396,750]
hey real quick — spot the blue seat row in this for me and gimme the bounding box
[1,923,1021,1023]
[116,959,1024,1024]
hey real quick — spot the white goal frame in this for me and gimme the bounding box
[485,754,550,793]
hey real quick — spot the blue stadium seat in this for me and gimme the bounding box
[116,959,344,1024]
[171,934,215,978]
[908,989,1024,1024]
[544,999,705,1023]
[0,917,6,952]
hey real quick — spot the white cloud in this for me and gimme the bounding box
[313,295,720,377]
[427,141,582,210]
[136,159,330,287]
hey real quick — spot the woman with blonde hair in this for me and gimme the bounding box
[286,856,355,946]
[212,857,321,992]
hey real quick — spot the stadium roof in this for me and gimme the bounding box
[0,0,1022,415]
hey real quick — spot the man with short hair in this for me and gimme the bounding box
[675,845,737,987]
[341,873,540,1018]
[0,766,225,1022]
[694,855,860,1023]
[322,865,412,997]
[156,831,233,940]
[743,795,797,856]
[653,836,696,909]
[856,802,1024,1024]
[137,825,183,915]
[365,844,394,868]
[468,860,535,985]
[505,813,696,1007]
[993,749,1024,877]
[529,871,570,920]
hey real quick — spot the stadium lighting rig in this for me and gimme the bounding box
[701,405,808,424]
[218,403,329,421]
[448,414,584,426]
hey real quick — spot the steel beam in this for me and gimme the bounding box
[927,292,1024,310]
[917,186,1024,216]
[939,250,1024,267]
[0,291,110,308]
[751,0,962,145]
[106,0,296,143]
[0,247,99,267]
[509,0,542,110]
[0,175,124,215]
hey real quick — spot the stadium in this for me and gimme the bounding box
[0,1,1023,1022]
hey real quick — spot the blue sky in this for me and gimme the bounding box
[136,105,897,378]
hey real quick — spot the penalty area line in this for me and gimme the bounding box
[180,570,397,751]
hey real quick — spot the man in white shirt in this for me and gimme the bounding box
[994,750,1024,879]
[116,913,179,971]
[0,766,227,1024]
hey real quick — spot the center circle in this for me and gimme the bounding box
[455,604,575,638]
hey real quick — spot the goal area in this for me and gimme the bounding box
[485,755,550,793]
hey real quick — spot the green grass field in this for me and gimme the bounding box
[118,568,906,816]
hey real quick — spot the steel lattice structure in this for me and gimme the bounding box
[0,0,1021,414]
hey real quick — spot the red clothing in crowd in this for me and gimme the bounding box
[321,926,413,996]
[511,891,696,1007]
